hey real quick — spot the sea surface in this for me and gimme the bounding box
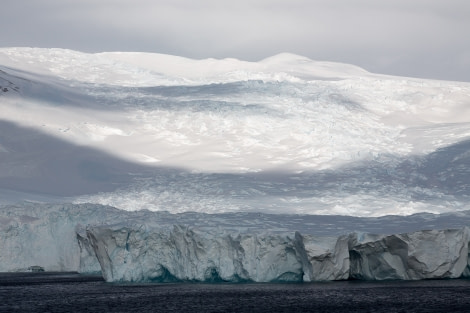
[1,272,470,312]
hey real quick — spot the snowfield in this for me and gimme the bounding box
[1,47,469,216]
[1,48,470,281]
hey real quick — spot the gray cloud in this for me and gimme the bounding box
[2,0,470,81]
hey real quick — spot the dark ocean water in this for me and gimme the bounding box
[1,273,470,312]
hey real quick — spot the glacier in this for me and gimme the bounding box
[1,48,470,282]
[1,48,470,217]
[3,203,470,282]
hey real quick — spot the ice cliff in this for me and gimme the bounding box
[87,226,470,282]
[86,226,304,282]
[349,229,469,280]
[2,203,470,282]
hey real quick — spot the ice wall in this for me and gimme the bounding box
[349,229,469,280]
[295,232,350,281]
[0,203,120,272]
[87,225,470,283]
[86,226,304,282]
[0,205,82,272]
[2,203,470,282]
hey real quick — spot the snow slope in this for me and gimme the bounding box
[1,48,470,216]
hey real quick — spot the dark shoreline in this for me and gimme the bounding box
[2,273,470,312]
[2,271,470,285]
[0,272,104,286]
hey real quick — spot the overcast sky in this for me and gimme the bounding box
[2,0,470,82]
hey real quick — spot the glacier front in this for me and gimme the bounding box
[3,203,470,282]
[349,229,469,280]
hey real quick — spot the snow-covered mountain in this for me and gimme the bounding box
[1,47,470,217]
[2,48,470,281]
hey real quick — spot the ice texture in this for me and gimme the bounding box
[87,226,303,282]
[295,233,350,281]
[87,226,469,282]
[89,226,470,282]
[0,203,107,272]
[3,203,470,282]
[349,229,470,280]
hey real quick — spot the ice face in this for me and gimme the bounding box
[295,233,350,281]
[2,203,470,282]
[89,225,470,282]
[349,229,470,280]
[86,225,304,282]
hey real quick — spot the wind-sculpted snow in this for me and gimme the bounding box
[3,203,470,282]
[0,70,20,94]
